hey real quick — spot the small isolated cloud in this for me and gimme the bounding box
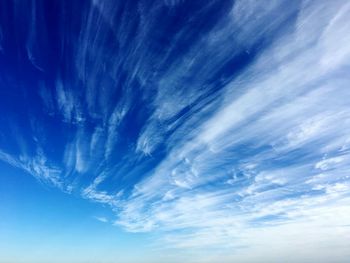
[94,216,108,223]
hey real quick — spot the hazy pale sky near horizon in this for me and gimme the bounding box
[1,0,350,262]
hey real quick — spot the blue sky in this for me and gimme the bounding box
[1,0,350,262]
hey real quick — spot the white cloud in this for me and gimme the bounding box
[94,216,108,223]
[0,148,63,189]
[112,0,350,255]
[1,0,350,261]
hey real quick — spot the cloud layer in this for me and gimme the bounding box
[0,0,350,261]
